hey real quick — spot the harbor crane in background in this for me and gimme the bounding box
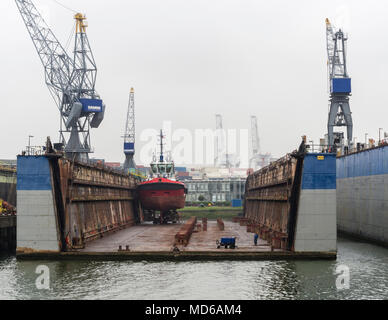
[123,88,136,171]
[326,18,353,148]
[251,116,260,156]
[249,116,271,170]
[215,114,226,167]
[15,0,105,162]
[249,115,260,169]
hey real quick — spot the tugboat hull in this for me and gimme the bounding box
[137,179,187,213]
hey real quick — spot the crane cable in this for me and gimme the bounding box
[51,0,78,14]
[50,0,78,52]
[64,22,76,51]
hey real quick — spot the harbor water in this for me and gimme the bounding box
[0,237,387,300]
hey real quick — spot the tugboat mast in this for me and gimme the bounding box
[159,130,164,163]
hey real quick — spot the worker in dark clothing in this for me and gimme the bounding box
[254,233,259,246]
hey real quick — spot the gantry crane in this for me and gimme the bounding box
[123,88,136,171]
[15,0,105,162]
[325,18,353,147]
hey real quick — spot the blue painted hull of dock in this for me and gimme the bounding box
[337,145,388,246]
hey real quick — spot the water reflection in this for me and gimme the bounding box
[0,238,387,300]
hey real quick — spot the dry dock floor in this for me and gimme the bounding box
[16,220,337,260]
[80,220,275,253]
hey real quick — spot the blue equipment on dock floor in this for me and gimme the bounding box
[216,237,236,249]
[232,199,242,207]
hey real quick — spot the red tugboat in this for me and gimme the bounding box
[137,130,187,224]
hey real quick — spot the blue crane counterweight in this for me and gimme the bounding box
[325,18,353,148]
[15,0,105,162]
[123,88,136,171]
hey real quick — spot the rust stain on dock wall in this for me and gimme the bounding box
[244,149,304,251]
[52,157,141,250]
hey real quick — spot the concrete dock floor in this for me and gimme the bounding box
[16,220,337,260]
[80,220,274,253]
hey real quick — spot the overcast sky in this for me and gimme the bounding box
[1,0,388,165]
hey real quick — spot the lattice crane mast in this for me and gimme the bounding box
[325,18,353,147]
[15,0,105,162]
[123,88,136,171]
[249,115,260,169]
[215,114,226,167]
[250,115,260,155]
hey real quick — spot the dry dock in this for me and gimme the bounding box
[16,144,337,261]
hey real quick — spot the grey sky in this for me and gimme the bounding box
[1,0,388,165]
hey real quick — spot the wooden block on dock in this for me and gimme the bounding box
[174,217,197,246]
[217,218,224,231]
[239,218,250,226]
[232,216,242,223]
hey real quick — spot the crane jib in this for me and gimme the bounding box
[79,98,103,113]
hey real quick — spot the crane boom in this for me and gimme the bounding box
[325,18,335,80]
[15,0,74,107]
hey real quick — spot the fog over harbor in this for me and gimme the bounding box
[1,0,388,164]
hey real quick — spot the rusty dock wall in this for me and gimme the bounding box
[0,166,16,206]
[244,154,299,250]
[0,216,16,253]
[244,151,337,253]
[16,155,141,254]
